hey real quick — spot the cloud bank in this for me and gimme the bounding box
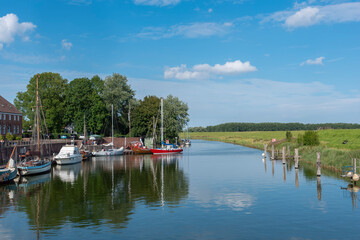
[62,39,73,50]
[264,2,360,28]
[164,60,257,80]
[0,13,36,50]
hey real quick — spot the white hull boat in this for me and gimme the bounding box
[93,147,124,156]
[55,145,82,165]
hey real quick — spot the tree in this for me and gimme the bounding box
[64,77,108,135]
[14,72,68,133]
[102,73,135,135]
[163,95,189,142]
[132,96,161,137]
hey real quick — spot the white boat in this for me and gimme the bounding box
[18,159,52,176]
[0,146,18,184]
[93,104,124,157]
[54,145,82,165]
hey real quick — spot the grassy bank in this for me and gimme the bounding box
[188,130,360,171]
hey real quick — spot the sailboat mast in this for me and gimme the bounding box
[83,114,87,142]
[112,104,114,145]
[36,75,40,153]
[160,98,163,148]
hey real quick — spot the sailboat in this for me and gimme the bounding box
[18,75,52,176]
[80,115,92,160]
[93,104,124,156]
[150,98,183,154]
[0,145,18,183]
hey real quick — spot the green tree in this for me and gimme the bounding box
[64,77,108,134]
[163,95,189,142]
[132,96,161,137]
[14,72,68,133]
[103,73,135,135]
[286,131,292,141]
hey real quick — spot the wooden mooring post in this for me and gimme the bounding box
[271,144,275,160]
[294,148,299,169]
[316,152,321,177]
[287,145,290,158]
[282,146,286,164]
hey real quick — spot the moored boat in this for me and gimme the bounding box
[54,145,82,165]
[150,147,183,154]
[131,141,152,154]
[0,146,18,184]
[17,159,51,176]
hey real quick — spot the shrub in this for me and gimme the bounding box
[16,136,22,141]
[0,135,4,141]
[286,131,292,141]
[6,133,14,141]
[303,131,320,146]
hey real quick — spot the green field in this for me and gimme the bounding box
[188,129,360,171]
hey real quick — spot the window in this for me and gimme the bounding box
[3,125,5,134]
[4,114,6,120]
[13,125,16,134]
[7,125,10,134]
[0,114,2,120]
[17,115,19,121]
[17,125,19,134]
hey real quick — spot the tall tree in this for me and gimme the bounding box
[14,72,68,133]
[64,77,108,134]
[132,96,161,137]
[163,95,189,142]
[103,73,135,135]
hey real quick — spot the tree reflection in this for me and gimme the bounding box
[0,154,189,235]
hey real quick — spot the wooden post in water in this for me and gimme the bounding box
[317,176,322,201]
[316,152,321,177]
[271,144,275,160]
[295,169,299,188]
[282,146,286,164]
[354,158,357,174]
[294,148,299,169]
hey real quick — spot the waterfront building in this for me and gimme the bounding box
[0,95,22,137]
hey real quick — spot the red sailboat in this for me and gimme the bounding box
[150,98,183,155]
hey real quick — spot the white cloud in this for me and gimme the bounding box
[264,2,360,28]
[62,39,73,50]
[0,13,36,49]
[164,60,257,80]
[301,56,325,66]
[137,22,232,39]
[133,0,180,6]
[208,8,213,13]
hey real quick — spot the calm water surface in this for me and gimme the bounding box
[0,140,359,239]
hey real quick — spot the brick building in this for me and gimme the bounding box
[0,95,22,137]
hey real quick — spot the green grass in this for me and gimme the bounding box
[188,129,360,171]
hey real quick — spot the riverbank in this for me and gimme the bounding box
[189,129,360,171]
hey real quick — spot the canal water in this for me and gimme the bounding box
[0,140,359,239]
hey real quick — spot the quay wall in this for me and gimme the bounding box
[0,137,140,165]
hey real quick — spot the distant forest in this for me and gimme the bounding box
[189,122,360,132]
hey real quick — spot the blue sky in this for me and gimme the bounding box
[1,0,360,127]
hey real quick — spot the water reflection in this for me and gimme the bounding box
[0,154,188,237]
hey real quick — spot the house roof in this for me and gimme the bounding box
[0,95,22,114]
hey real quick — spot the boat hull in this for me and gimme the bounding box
[150,148,183,154]
[132,148,152,154]
[18,161,52,176]
[93,147,124,156]
[0,167,17,183]
[55,155,82,165]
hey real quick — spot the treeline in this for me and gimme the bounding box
[190,122,360,132]
[15,72,189,141]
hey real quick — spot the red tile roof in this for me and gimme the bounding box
[0,95,22,114]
